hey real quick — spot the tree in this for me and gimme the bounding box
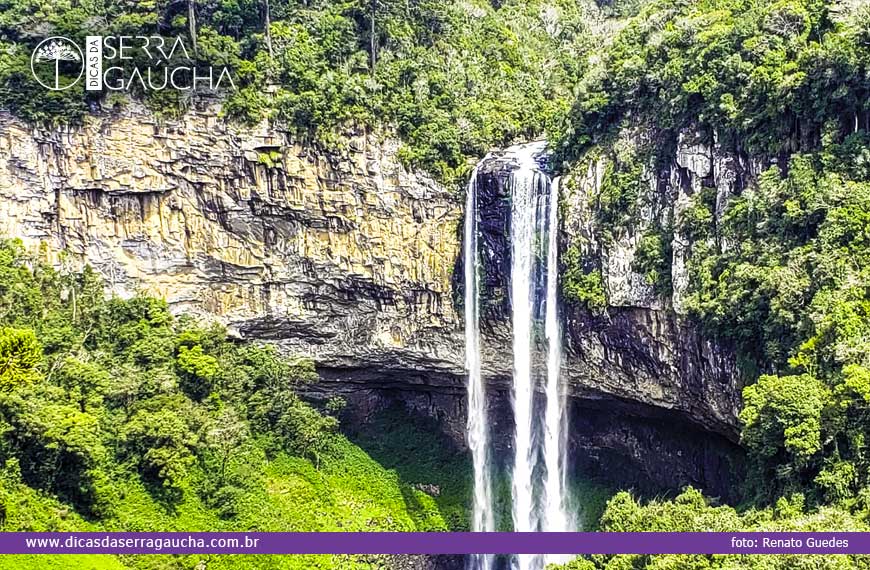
[203,407,248,486]
[740,373,829,495]
[188,0,198,54]
[176,344,219,399]
[0,328,41,391]
[325,395,347,417]
[263,0,273,57]
[278,400,338,467]
[0,384,107,513]
[53,357,110,413]
[248,387,336,466]
[122,404,198,491]
[369,0,378,73]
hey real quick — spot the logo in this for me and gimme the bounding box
[30,36,234,93]
[31,37,84,91]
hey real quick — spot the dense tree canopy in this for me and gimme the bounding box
[558,488,870,569]
[0,0,597,183]
[553,3,870,567]
[555,0,870,163]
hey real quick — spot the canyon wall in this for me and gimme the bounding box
[0,104,743,497]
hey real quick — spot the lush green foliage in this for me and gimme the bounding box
[681,150,870,503]
[559,0,870,507]
[632,225,673,295]
[556,0,870,163]
[0,239,467,569]
[0,0,595,184]
[346,404,471,532]
[554,487,870,570]
[551,2,870,563]
[596,154,647,239]
[561,244,607,314]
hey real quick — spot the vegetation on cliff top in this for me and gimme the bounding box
[0,239,468,570]
[556,0,870,163]
[0,0,601,184]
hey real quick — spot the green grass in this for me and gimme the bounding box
[0,556,127,570]
[344,403,472,532]
[0,476,126,570]
[0,400,617,570]
[345,403,618,533]
[0,431,462,570]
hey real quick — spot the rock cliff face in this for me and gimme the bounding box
[470,148,741,437]
[462,147,743,498]
[0,103,742,498]
[559,132,748,439]
[0,102,462,373]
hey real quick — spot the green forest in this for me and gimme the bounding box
[1,0,870,569]
[563,0,870,498]
[556,0,870,568]
[0,239,474,569]
[0,0,596,183]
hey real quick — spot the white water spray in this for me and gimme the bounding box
[509,147,540,569]
[465,165,495,570]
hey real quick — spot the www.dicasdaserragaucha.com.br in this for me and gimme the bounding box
[24,535,261,552]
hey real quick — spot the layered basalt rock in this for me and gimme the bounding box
[463,145,742,439]
[0,102,463,378]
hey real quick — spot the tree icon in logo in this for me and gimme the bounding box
[30,37,83,91]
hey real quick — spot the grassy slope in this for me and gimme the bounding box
[346,404,471,533]
[0,434,462,570]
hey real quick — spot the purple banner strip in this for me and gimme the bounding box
[0,532,864,555]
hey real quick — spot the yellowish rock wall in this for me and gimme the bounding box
[0,103,463,370]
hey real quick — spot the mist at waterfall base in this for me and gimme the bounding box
[464,142,576,570]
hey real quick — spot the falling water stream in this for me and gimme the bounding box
[541,176,574,567]
[465,164,496,570]
[509,146,539,547]
[464,143,574,570]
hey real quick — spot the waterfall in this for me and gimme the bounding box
[465,165,495,570]
[541,177,574,566]
[510,145,546,570]
[465,143,573,570]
